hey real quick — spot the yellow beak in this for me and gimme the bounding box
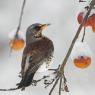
[40,24,51,30]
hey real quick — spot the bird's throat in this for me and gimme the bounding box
[26,36,42,45]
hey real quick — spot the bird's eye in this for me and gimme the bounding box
[34,26,41,30]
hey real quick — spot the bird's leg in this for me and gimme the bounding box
[31,69,58,87]
[44,74,58,88]
[21,87,25,91]
[48,65,60,73]
[43,65,61,88]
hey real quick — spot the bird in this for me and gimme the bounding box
[17,23,54,90]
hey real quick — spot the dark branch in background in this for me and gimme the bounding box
[15,0,26,37]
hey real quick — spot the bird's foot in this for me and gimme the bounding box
[44,76,57,88]
[32,75,50,86]
[48,65,60,74]
[45,65,69,91]
[18,75,22,78]
[21,87,25,91]
[44,65,61,88]
[32,80,37,86]
[18,72,22,78]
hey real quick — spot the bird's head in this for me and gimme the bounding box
[26,23,50,39]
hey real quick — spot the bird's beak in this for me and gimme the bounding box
[40,24,51,30]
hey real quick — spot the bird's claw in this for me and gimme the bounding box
[18,75,22,78]
[32,80,37,86]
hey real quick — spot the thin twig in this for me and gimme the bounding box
[32,75,50,86]
[45,79,55,88]
[0,87,19,91]
[15,0,26,37]
[63,75,67,85]
[81,27,86,42]
[49,77,60,95]
[9,0,26,54]
[45,75,58,88]
[63,75,69,92]
[59,78,62,95]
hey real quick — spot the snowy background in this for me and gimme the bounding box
[0,0,95,95]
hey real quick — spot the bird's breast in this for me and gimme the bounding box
[37,58,54,73]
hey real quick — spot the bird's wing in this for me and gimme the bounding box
[18,50,44,88]
[21,48,44,76]
[18,38,54,89]
[27,50,45,74]
[21,54,27,76]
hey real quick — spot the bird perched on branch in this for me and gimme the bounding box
[17,23,54,90]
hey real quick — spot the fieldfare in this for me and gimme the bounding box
[17,23,54,90]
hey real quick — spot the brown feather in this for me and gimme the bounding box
[18,37,54,89]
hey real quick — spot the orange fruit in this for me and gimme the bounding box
[73,56,91,69]
[77,12,84,24]
[77,12,89,27]
[89,14,95,32]
[77,12,95,29]
[9,38,25,51]
[86,14,95,26]
[92,26,95,32]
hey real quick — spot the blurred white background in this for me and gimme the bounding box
[0,0,95,95]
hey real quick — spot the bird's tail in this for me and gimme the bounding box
[17,73,35,90]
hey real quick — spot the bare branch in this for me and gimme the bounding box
[59,0,95,74]
[15,0,26,37]
[59,78,62,95]
[49,77,60,95]
[0,87,19,91]
[44,75,58,88]
[32,75,50,86]
[81,27,86,42]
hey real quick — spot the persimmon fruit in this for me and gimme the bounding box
[77,12,95,27]
[73,56,91,69]
[9,38,25,51]
[77,12,84,24]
